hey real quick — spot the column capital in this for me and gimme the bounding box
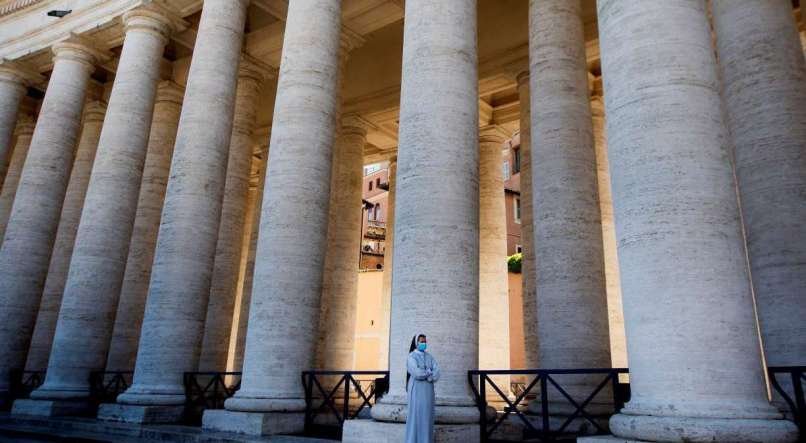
[516,70,530,88]
[51,35,112,71]
[123,2,189,43]
[83,100,107,123]
[239,53,276,85]
[340,27,366,54]
[590,95,605,118]
[0,59,44,89]
[479,124,509,144]
[155,80,185,105]
[341,113,375,137]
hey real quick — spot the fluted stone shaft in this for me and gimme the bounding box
[232,144,268,373]
[378,159,396,370]
[371,0,479,425]
[598,1,797,441]
[713,0,806,375]
[24,102,106,372]
[0,64,30,189]
[0,41,101,397]
[315,115,370,371]
[516,72,538,372]
[225,0,341,414]
[119,0,248,406]
[198,58,266,372]
[479,126,510,391]
[0,116,34,243]
[106,81,184,372]
[529,0,610,398]
[32,9,178,401]
[591,96,626,369]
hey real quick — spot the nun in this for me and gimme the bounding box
[405,333,441,443]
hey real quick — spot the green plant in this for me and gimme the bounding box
[507,253,522,273]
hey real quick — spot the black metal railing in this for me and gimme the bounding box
[6,370,46,406]
[88,371,133,406]
[768,366,805,437]
[468,368,629,443]
[302,370,389,439]
[183,371,242,425]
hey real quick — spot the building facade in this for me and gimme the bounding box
[0,0,803,442]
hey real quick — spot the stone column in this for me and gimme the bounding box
[232,142,269,373]
[516,71,538,373]
[590,95,626,369]
[105,81,184,372]
[206,0,342,435]
[478,125,510,391]
[315,114,372,371]
[0,39,105,404]
[378,158,396,370]
[529,0,611,409]
[24,101,107,372]
[22,7,183,413]
[712,0,806,384]
[596,1,797,441]
[198,56,268,372]
[353,0,480,439]
[112,0,249,422]
[0,115,35,243]
[0,62,38,190]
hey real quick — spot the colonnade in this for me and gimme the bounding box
[0,0,802,442]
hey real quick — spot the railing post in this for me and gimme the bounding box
[793,369,805,435]
[479,374,487,443]
[540,373,549,441]
[343,373,351,423]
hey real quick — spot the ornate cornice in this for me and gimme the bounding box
[0,0,46,18]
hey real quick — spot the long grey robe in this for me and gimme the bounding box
[405,349,441,443]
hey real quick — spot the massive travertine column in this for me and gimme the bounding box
[25,7,182,410]
[590,95,626,369]
[597,1,797,441]
[198,57,268,372]
[24,101,106,372]
[105,81,184,372]
[315,114,371,371]
[0,39,104,403]
[362,0,480,436]
[516,72,538,373]
[214,0,341,434]
[478,125,510,390]
[114,0,248,418]
[712,0,806,385]
[0,115,34,243]
[529,0,611,409]
[0,62,38,189]
[378,158,396,370]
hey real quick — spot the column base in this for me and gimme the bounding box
[342,419,479,443]
[609,412,799,443]
[96,402,184,424]
[11,398,93,417]
[578,436,645,442]
[201,409,304,436]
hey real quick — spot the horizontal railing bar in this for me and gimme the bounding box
[302,370,389,375]
[468,368,628,375]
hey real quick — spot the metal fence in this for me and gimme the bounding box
[768,366,805,439]
[182,371,242,425]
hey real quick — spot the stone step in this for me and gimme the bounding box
[0,413,335,443]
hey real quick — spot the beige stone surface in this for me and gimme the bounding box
[712,0,806,373]
[226,0,342,415]
[0,40,100,396]
[198,57,267,372]
[118,0,248,407]
[0,115,33,243]
[598,0,797,441]
[372,0,480,425]
[24,101,106,371]
[105,81,183,372]
[31,8,176,401]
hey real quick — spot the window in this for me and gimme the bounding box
[513,148,521,174]
[503,160,511,180]
[514,197,522,224]
[376,178,381,188]
[369,181,373,191]
[374,203,381,220]
[516,244,523,253]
